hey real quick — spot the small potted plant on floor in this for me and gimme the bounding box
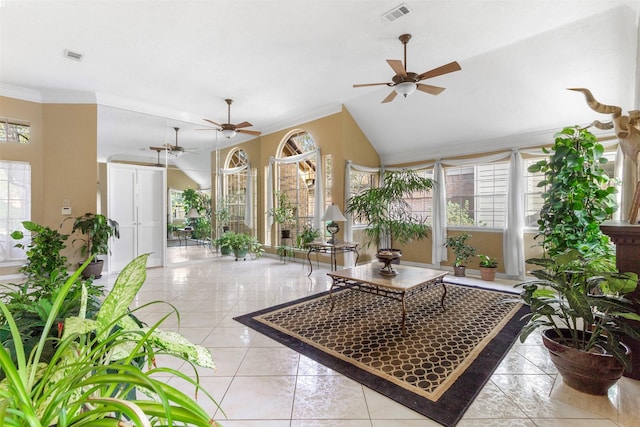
[445,232,476,277]
[478,254,498,281]
[230,232,253,261]
[66,212,120,278]
[515,249,640,395]
[215,231,234,256]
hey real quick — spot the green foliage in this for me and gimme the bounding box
[296,225,321,248]
[346,169,433,248]
[11,221,68,278]
[214,197,231,227]
[66,213,120,259]
[444,233,476,266]
[527,126,617,258]
[182,188,212,239]
[447,200,475,226]
[268,191,296,226]
[515,250,640,371]
[215,232,263,259]
[0,255,218,426]
[478,254,498,268]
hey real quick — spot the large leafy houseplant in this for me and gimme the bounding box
[527,126,617,260]
[0,254,219,426]
[346,169,433,249]
[67,213,120,260]
[515,250,640,394]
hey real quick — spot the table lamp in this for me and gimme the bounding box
[322,204,347,244]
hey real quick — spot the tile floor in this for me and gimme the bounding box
[94,245,640,427]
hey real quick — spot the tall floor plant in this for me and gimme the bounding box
[527,126,617,262]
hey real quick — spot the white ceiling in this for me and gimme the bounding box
[2,0,639,189]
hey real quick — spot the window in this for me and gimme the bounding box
[407,169,434,226]
[348,169,378,226]
[223,148,253,234]
[523,158,546,228]
[275,131,317,244]
[446,162,509,228]
[0,161,31,263]
[523,150,617,228]
[0,118,30,144]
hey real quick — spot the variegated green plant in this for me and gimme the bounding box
[515,250,640,371]
[0,255,220,426]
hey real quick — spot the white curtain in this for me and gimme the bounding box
[503,151,525,279]
[0,161,31,262]
[431,161,447,266]
[344,162,381,263]
[267,148,324,231]
[220,163,254,228]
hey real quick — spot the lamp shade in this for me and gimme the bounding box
[395,81,417,97]
[187,208,200,219]
[322,204,346,222]
[221,129,237,139]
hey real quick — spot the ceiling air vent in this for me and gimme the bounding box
[64,49,84,61]
[382,4,411,23]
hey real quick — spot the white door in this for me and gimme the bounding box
[107,163,166,273]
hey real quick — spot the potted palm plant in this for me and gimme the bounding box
[444,233,476,277]
[67,212,120,278]
[515,250,640,395]
[346,169,433,262]
[478,254,498,281]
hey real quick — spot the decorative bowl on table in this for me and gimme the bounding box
[377,250,401,276]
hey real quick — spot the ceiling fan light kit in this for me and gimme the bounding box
[353,33,461,103]
[221,129,237,139]
[395,81,417,97]
[203,98,261,139]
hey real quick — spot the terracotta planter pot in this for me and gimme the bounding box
[453,265,466,277]
[542,328,629,395]
[479,267,496,281]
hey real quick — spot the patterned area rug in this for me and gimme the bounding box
[234,282,527,426]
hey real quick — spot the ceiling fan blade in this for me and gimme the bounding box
[417,83,446,95]
[238,129,262,136]
[149,146,166,152]
[234,121,253,129]
[203,118,222,127]
[387,59,406,77]
[417,61,462,81]
[382,90,397,104]
[353,82,390,88]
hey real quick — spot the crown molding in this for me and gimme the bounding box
[0,83,43,103]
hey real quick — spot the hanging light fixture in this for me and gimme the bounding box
[395,81,417,97]
[221,129,237,139]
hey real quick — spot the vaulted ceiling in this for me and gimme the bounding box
[1,1,639,188]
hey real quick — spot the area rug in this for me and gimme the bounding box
[234,282,527,426]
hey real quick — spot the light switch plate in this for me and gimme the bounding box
[61,206,72,215]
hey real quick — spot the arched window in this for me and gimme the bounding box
[267,130,323,246]
[219,148,255,235]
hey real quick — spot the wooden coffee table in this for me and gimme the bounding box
[327,263,449,336]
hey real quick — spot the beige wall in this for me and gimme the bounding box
[1,97,97,273]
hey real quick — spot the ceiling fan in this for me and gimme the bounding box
[202,99,261,139]
[149,127,186,158]
[353,34,462,103]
